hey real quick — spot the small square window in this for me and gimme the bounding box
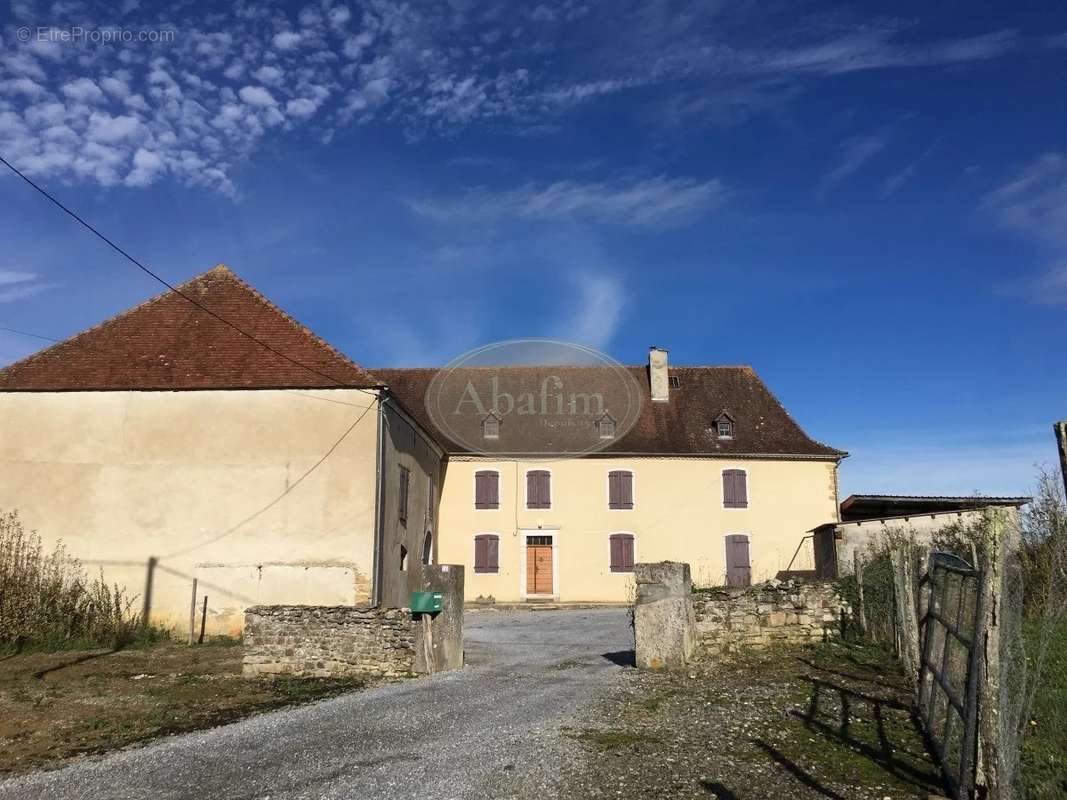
[668,375,681,388]
[482,414,500,439]
[599,417,615,439]
[717,420,733,438]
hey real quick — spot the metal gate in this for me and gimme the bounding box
[917,552,988,799]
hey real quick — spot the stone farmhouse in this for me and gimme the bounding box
[0,266,846,631]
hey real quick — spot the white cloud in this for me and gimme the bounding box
[559,272,626,349]
[272,31,302,51]
[86,112,143,143]
[238,85,277,107]
[821,135,887,192]
[125,147,166,187]
[252,65,284,86]
[60,77,104,103]
[985,153,1067,304]
[410,176,727,228]
[286,97,318,118]
[0,269,55,303]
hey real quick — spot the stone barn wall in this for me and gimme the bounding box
[692,579,843,656]
[242,605,417,679]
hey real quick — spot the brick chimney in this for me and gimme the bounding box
[649,346,669,403]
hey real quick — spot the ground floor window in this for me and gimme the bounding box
[474,533,500,573]
[609,533,635,572]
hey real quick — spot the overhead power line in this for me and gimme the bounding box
[0,154,364,389]
[0,325,62,343]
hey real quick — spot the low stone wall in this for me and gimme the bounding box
[243,605,417,679]
[692,579,843,657]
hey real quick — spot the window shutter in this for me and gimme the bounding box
[527,470,550,509]
[474,534,499,573]
[723,469,748,508]
[608,471,634,510]
[474,536,487,571]
[609,534,634,572]
[475,471,499,509]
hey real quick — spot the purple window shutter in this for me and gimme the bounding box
[724,470,748,508]
[608,471,633,510]
[474,536,487,571]
[476,471,499,509]
[609,534,634,572]
[620,472,633,509]
[487,536,499,571]
[528,471,550,509]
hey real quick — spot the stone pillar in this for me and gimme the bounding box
[413,564,464,674]
[633,561,695,670]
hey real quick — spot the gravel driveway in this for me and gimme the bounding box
[0,608,633,800]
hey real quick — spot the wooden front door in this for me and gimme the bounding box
[526,535,553,595]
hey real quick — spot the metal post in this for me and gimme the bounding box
[198,595,208,644]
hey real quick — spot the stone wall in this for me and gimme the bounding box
[692,579,843,657]
[243,605,417,679]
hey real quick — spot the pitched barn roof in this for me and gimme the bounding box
[0,266,379,391]
[374,365,845,459]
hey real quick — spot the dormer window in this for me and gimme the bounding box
[714,410,734,439]
[596,413,616,439]
[482,412,500,439]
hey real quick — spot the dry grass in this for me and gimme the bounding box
[0,640,367,774]
[0,511,165,651]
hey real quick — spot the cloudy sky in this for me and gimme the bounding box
[1,0,1065,495]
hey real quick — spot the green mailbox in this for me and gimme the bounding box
[410,591,443,613]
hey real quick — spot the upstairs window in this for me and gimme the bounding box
[474,470,500,509]
[398,466,410,525]
[482,413,500,440]
[608,470,634,510]
[722,469,748,509]
[717,420,733,438]
[609,533,635,573]
[526,470,551,509]
[474,534,500,573]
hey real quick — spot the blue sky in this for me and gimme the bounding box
[1,0,1065,496]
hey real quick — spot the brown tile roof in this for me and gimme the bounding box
[0,265,380,391]
[374,365,845,459]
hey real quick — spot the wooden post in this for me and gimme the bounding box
[977,510,1005,799]
[198,595,208,645]
[141,556,157,629]
[854,550,867,635]
[891,547,921,686]
[188,578,198,646]
[1055,421,1067,501]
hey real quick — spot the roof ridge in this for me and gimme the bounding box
[0,265,380,388]
[204,266,379,386]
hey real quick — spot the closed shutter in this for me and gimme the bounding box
[608,471,633,509]
[527,470,550,509]
[475,471,499,509]
[474,534,499,573]
[723,469,748,508]
[609,534,635,572]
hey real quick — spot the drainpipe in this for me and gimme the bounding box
[372,391,386,607]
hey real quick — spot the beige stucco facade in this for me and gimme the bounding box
[437,455,840,603]
[0,388,389,635]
